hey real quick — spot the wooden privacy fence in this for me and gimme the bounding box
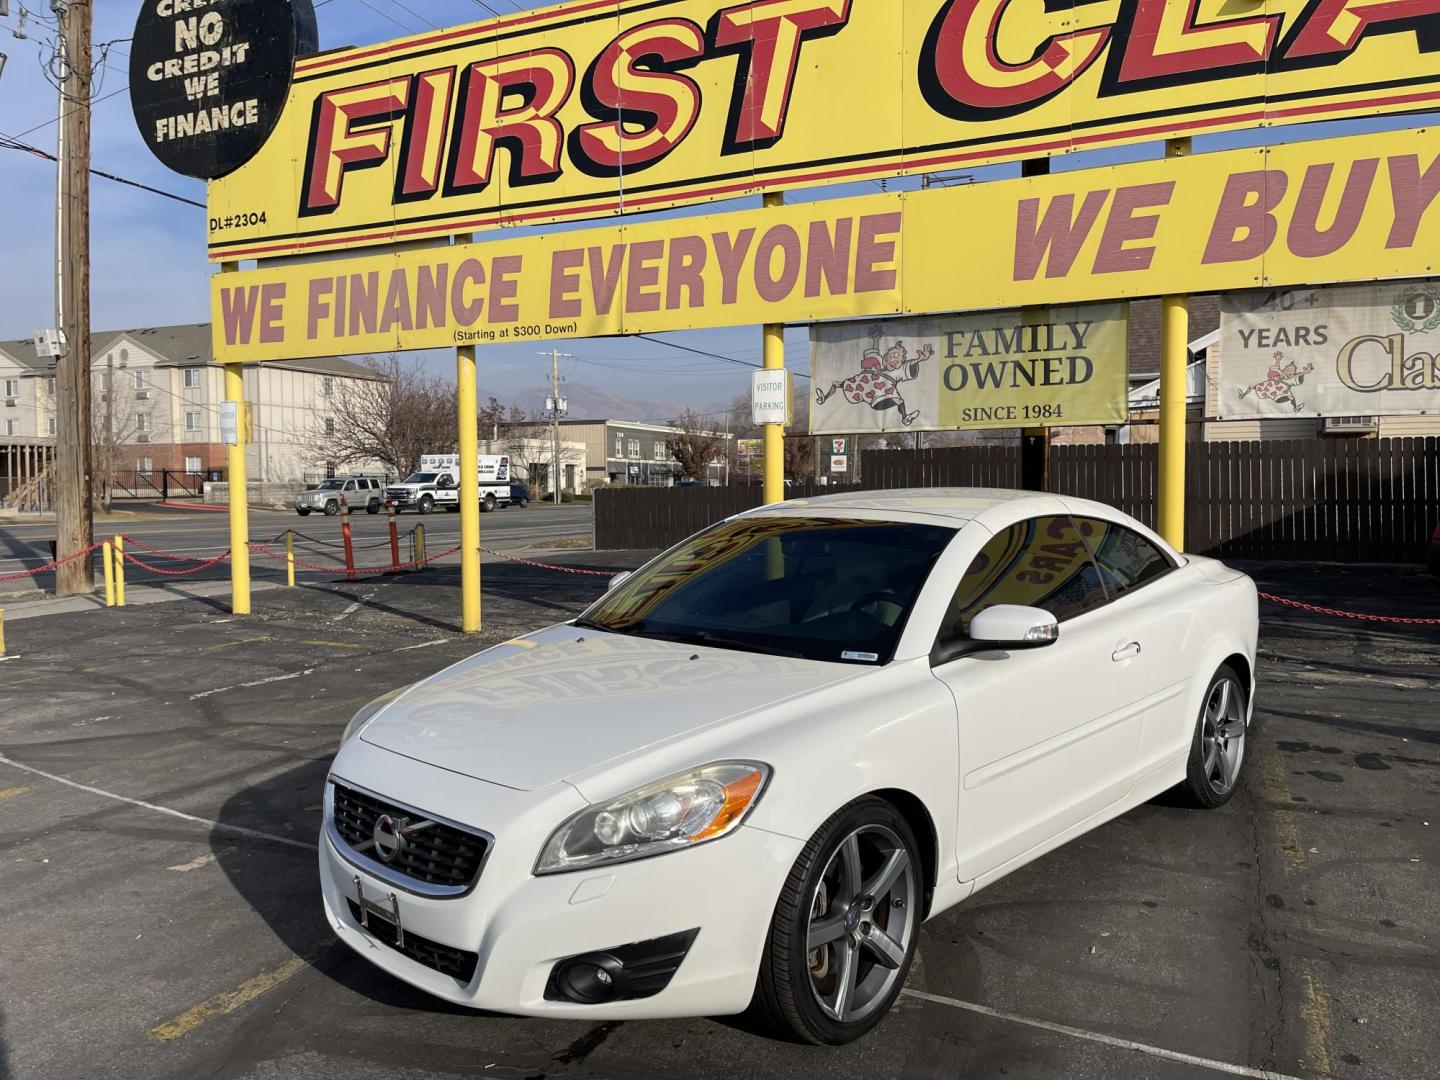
[593,438,1439,564]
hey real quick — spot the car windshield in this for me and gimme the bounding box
[315,480,344,490]
[578,517,955,664]
[402,473,437,484]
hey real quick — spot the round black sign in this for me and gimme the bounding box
[130,0,318,180]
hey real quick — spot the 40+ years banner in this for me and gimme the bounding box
[204,0,1440,262]
[1219,280,1440,419]
[810,304,1128,434]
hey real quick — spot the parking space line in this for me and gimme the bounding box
[0,785,33,800]
[190,669,315,700]
[0,754,317,852]
[149,955,311,1042]
[167,853,218,872]
[902,990,1305,1079]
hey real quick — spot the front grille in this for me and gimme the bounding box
[331,782,489,890]
[346,899,479,982]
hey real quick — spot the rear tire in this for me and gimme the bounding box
[482,493,497,513]
[366,499,380,514]
[753,797,921,1045]
[1180,665,1249,809]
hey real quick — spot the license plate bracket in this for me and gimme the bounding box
[353,875,405,948]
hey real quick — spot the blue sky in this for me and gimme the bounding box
[0,0,1433,421]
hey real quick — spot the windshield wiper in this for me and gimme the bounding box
[646,629,808,660]
[572,616,617,633]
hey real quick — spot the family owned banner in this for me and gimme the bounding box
[810,304,1128,435]
[1219,280,1440,419]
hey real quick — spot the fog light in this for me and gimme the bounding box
[554,954,624,1004]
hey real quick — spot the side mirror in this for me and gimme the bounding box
[968,605,1059,649]
[606,570,632,593]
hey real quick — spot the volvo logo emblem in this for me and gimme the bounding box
[372,814,407,863]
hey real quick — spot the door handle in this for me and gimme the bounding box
[1112,642,1142,662]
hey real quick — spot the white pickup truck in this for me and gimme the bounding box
[386,454,513,514]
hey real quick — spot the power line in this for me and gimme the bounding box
[0,132,204,208]
[631,333,812,380]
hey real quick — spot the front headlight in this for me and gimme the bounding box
[339,684,411,748]
[534,761,770,875]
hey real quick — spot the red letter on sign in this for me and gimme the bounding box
[709,0,851,153]
[1201,170,1288,264]
[301,78,411,216]
[1013,190,1109,280]
[448,49,575,193]
[395,68,457,204]
[1282,0,1440,60]
[920,0,1112,118]
[1114,0,1281,85]
[573,19,706,176]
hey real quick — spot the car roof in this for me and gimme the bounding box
[740,487,1050,526]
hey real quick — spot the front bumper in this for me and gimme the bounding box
[318,757,802,1019]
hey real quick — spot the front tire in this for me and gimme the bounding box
[323,500,339,517]
[1180,665,1249,809]
[418,495,434,515]
[753,797,922,1045]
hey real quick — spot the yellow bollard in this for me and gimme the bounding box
[113,535,126,607]
[416,523,427,569]
[285,530,296,588]
[102,541,115,607]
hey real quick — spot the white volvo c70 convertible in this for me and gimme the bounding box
[321,489,1258,1044]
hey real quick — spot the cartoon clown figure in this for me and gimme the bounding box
[816,325,935,426]
[1236,351,1316,413]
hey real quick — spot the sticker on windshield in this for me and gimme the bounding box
[842,651,880,663]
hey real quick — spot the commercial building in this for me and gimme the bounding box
[558,419,731,488]
[0,324,388,497]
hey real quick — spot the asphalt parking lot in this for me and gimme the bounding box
[0,558,1436,1080]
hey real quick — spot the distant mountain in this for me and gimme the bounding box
[512,381,693,423]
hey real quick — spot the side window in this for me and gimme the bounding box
[1072,518,1175,598]
[935,516,1110,650]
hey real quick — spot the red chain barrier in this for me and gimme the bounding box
[479,546,614,578]
[250,541,461,576]
[284,530,396,551]
[120,535,227,562]
[1258,592,1440,627]
[119,549,232,577]
[0,543,104,583]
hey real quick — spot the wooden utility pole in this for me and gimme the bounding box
[53,0,94,595]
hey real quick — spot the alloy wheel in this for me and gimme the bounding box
[805,824,917,1024]
[1201,677,1246,795]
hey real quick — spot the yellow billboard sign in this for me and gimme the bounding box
[212,127,1440,362]
[206,0,1440,262]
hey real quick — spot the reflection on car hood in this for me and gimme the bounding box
[359,624,855,790]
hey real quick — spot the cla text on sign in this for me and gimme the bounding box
[1218,280,1440,418]
[204,0,1440,260]
[212,128,1440,363]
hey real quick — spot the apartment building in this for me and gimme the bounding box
[0,324,388,488]
[559,418,731,487]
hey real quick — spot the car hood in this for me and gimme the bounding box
[359,625,858,790]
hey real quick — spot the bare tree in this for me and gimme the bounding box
[92,358,139,511]
[669,408,725,482]
[311,356,453,477]
[726,392,815,484]
[478,396,525,440]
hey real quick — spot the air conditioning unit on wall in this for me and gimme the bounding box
[135,433,151,443]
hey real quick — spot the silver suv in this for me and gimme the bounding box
[296,477,384,516]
